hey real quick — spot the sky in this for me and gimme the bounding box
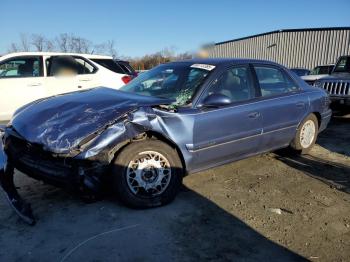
[0,0,349,58]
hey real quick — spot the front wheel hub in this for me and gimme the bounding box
[126,151,172,197]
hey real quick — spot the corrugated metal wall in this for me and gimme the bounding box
[209,29,350,69]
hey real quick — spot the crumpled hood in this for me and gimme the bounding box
[10,87,173,154]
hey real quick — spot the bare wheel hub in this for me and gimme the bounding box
[300,120,316,148]
[126,151,172,197]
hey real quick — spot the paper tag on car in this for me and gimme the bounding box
[190,64,216,71]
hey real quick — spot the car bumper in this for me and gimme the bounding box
[4,133,109,189]
[329,96,350,106]
[0,129,111,225]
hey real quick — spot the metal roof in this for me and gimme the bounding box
[215,27,350,45]
[171,58,278,66]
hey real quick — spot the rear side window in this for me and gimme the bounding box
[254,66,298,97]
[47,56,97,76]
[0,56,43,78]
[91,59,125,74]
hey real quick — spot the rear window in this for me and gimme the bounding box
[91,59,125,74]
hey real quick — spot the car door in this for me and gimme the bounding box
[74,56,100,89]
[189,65,263,170]
[252,64,307,151]
[0,56,46,121]
[45,55,99,96]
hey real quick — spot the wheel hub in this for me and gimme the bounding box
[300,120,316,148]
[126,151,172,197]
[141,166,158,183]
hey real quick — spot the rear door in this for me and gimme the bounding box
[252,64,307,151]
[45,55,99,96]
[0,56,46,121]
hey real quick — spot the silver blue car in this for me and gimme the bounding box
[0,58,332,225]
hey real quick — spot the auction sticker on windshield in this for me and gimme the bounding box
[190,64,216,71]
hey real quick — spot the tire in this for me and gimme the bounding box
[290,114,319,155]
[112,139,183,208]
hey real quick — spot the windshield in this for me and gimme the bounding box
[310,65,333,75]
[120,63,212,106]
[333,57,350,73]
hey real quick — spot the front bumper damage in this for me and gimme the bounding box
[0,106,182,225]
[0,125,35,225]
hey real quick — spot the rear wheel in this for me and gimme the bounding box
[290,114,319,154]
[112,140,183,208]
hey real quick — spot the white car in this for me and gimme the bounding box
[301,64,334,85]
[0,52,135,121]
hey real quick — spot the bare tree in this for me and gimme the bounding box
[7,33,123,56]
[45,39,55,51]
[20,33,30,51]
[31,34,45,51]
[93,40,118,57]
[7,43,19,53]
[105,40,117,58]
[56,33,69,52]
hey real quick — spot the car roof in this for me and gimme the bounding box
[0,52,113,60]
[169,58,280,66]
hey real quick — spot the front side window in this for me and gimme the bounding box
[205,66,255,103]
[254,66,298,97]
[120,63,211,107]
[47,56,96,76]
[0,57,42,78]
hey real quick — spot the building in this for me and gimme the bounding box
[208,27,350,69]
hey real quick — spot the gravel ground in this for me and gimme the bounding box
[0,115,349,262]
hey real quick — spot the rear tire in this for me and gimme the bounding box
[290,114,319,155]
[112,139,183,208]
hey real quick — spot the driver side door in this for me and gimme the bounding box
[189,65,263,170]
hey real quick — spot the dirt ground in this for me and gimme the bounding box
[0,115,349,262]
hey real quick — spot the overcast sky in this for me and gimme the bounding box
[1,0,349,57]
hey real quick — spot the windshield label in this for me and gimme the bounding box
[190,64,216,71]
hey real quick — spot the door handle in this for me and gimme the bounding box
[296,102,305,108]
[248,112,260,119]
[27,83,42,87]
[79,78,92,82]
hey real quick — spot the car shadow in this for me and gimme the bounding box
[0,169,305,262]
[317,115,350,157]
[275,150,350,194]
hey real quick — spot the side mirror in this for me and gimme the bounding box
[201,93,231,108]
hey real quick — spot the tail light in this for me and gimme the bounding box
[121,75,132,84]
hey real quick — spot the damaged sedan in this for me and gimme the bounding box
[0,58,332,225]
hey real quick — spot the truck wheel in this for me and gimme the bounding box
[112,140,183,208]
[290,114,319,155]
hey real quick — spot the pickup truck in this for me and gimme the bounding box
[314,56,350,112]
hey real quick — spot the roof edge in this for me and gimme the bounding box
[215,27,350,45]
